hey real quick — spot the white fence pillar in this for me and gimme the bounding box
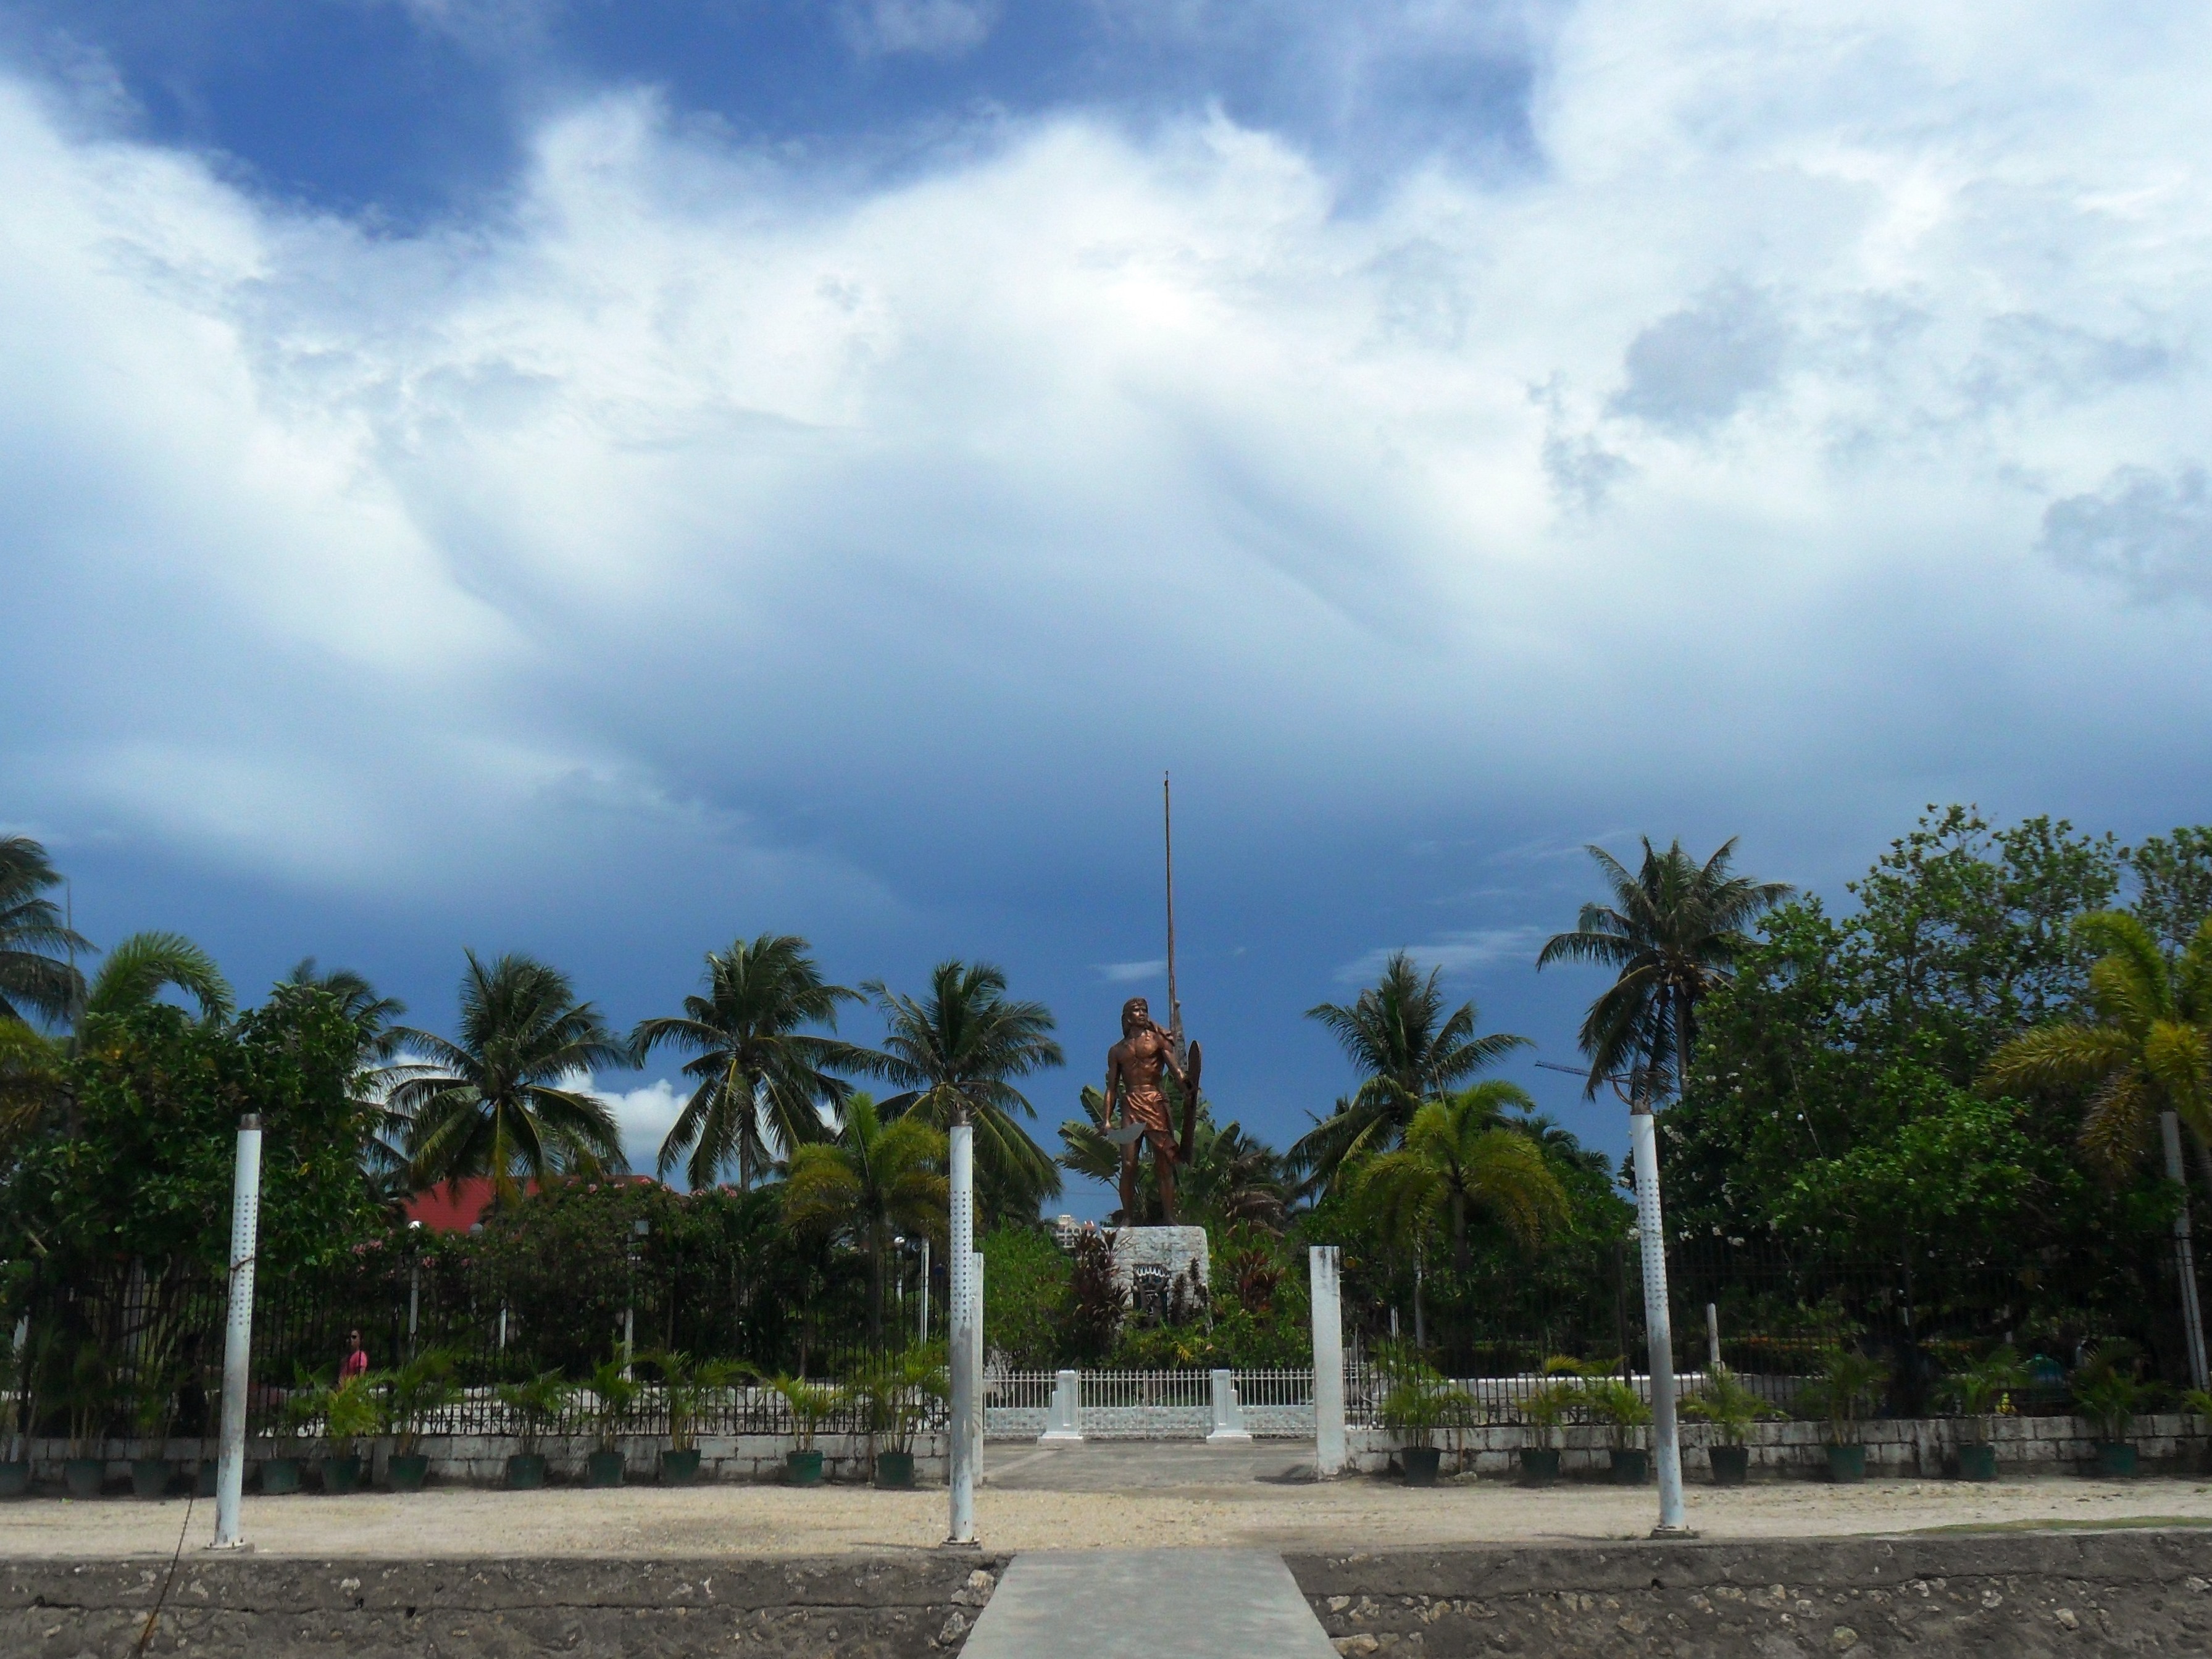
[1207,1369,1253,1444]
[1310,1245,1346,1476]
[1041,1369,1083,1442]
[211,1114,262,1550]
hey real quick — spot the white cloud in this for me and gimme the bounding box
[1336,928,1546,985]
[838,0,1001,57]
[5,0,2212,914]
[598,1076,687,1177]
[1096,959,1167,983]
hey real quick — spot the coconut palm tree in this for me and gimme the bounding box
[1290,951,1530,1194]
[1537,837,1792,1102]
[632,935,869,1191]
[280,958,406,1061]
[1353,1085,1571,1273]
[862,960,1064,1222]
[80,932,233,1024]
[1984,911,2212,1190]
[0,836,90,1026]
[782,1092,948,1343]
[385,951,630,1202]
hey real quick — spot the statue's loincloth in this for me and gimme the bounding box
[1119,1084,1174,1140]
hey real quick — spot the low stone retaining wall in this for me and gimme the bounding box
[15,1431,949,1490]
[1343,1413,2212,1479]
[0,1553,1008,1659]
[1287,1530,2212,1656]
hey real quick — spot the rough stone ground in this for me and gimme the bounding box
[10,1440,2212,1558]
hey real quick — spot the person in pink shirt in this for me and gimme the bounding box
[340,1329,369,1379]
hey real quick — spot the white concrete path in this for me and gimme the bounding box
[960,1548,1338,1659]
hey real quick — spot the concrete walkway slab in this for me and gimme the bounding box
[961,1548,1338,1659]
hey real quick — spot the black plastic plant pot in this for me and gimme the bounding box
[660,1448,701,1486]
[1956,1443,1997,1482]
[2094,1442,2137,1479]
[786,1448,824,1486]
[64,1458,105,1500]
[259,1457,302,1495]
[322,1455,363,1495]
[0,1461,30,1498]
[1608,1448,1650,1486]
[1708,1445,1750,1487]
[1400,1446,1442,1487]
[586,1450,626,1488]
[1825,1444,1866,1484]
[875,1450,916,1489]
[388,1454,430,1493]
[504,1453,547,1491]
[130,1458,173,1500]
[1519,1448,1560,1487]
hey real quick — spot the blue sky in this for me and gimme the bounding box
[6,0,2212,1212]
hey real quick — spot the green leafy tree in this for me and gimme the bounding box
[632,935,867,1190]
[1291,951,1530,1193]
[4,987,384,1273]
[386,952,628,1203]
[2124,827,2212,959]
[782,1093,948,1343]
[0,835,90,1026]
[1353,1085,1569,1275]
[1538,837,1792,1101]
[1984,911,2212,1189]
[862,960,1064,1222]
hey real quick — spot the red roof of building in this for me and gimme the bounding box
[400,1177,533,1232]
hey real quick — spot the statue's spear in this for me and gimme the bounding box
[1165,772,1203,1163]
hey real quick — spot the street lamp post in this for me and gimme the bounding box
[1629,1102,1690,1536]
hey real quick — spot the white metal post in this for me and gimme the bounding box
[1707,1303,1721,1373]
[2163,1113,2210,1390]
[1310,1246,1346,1476]
[946,1123,977,1545]
[211,1114,262,1550]
[1629,1109,1690,1536]
[919,1238,931,1345]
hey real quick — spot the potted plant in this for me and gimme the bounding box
[584,1356,640,1487]
[383,1348,459,1493]
[1795,1348,1887,1483]
[262,1364,328,1495]
[770,1375,848,1486]
[1516,1376,1584,1487]
[2182,1387,2212,1476]
[645,1350,749,1486]
[319,1370,382,1495]
[495,1370,570,1490]
[2072,1345,2155,1478]
[1938,1346,2027,1483]
[59,1337,115,1500]
[127,1354,182,1500]
[856,1346,947,1490]
[1682,1364,1777,1486]
[1584,1377,1653,1485]
[2,1323,50,1498]
[1375,1345,1461,1487]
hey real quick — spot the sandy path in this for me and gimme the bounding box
[9,1475,2212,1560]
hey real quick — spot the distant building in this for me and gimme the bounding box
[399,1177,533,1233]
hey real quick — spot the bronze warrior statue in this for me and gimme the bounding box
[1101,995,1201,1224]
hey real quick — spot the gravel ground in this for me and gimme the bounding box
[10,1465,2212,1559]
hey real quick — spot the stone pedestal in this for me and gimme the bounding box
[1040,1370,1083,1443]
[1207,1369,1252,1444]
[1109,1226,1210,1321]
